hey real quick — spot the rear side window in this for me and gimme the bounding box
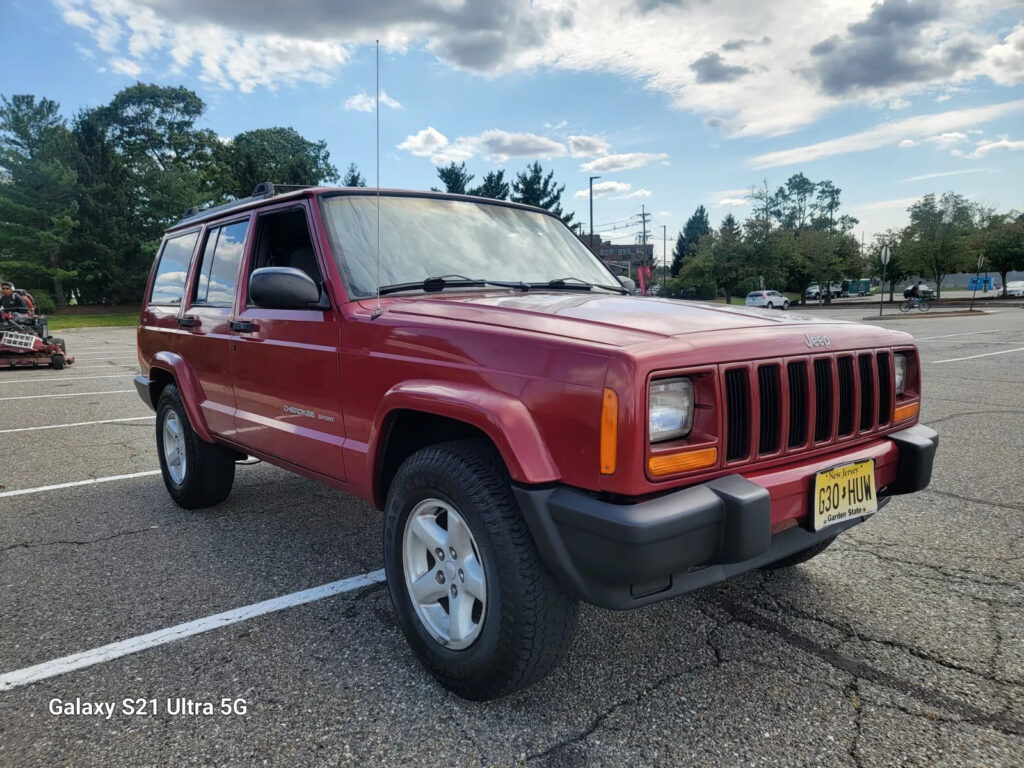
[747,292,761,298]
[150,231,199,305]
[194,220,249,305]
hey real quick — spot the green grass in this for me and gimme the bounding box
[47,313,138,330]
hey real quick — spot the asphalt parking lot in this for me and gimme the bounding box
[1,308,1022,768]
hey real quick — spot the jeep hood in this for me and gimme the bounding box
[386,292,854,347]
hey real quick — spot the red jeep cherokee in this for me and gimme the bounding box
[136,183,938,700]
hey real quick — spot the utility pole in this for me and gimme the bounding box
[662,224,667,294]
[589,176,601,252]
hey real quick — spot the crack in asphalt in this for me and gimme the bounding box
[706,594,1024,737]
[525,650,721,765]
[921,487,1024,512]
[924,409,1024,425]
[0,526,159,552]
[848,678,864,768]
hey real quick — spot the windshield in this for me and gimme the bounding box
[319,194,621,299]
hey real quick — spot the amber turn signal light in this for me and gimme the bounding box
[600,388,618,475]
[648,446,718,477]
[893,401,919,423]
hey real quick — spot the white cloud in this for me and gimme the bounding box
[568,134,610,157]
[580,152,669,172]
[53,1,1023,139]
[109,57,141,76]
[398,127,567,165]
[902,168,993,182]
[574,180,631,198]
[898,139,918,148]
[750,100,1024,168]
[397,127,449,157]
[888,97,910,110]
[924,131,969,148]
[345,89,402,112]
[716,198,749,207]
[612,189,652,199]
[961,136,1024,159]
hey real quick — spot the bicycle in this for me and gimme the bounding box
[899,296,930,312]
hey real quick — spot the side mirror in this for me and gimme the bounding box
[616,275,636,294]
[249,267,327,310]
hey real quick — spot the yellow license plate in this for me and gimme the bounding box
[812,459,878,532]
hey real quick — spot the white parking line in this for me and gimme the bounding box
[931,346,1024,364]
[0,570,387,691]
[0,389,134,401]
[917,330,1001,340]
[0,471,160,498]
[0,374,132,385]
[0,416,154,434]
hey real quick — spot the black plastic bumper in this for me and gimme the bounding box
[514,424,938,610]
[134,374,153,410]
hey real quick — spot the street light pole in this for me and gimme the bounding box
[662,225,667,294]
[589,176,600,251]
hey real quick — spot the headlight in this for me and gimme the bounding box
[894,353,907,395]
[649,377,694,442]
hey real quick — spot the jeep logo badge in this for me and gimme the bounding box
[805,334,832,348]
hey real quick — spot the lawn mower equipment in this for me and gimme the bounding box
[1,296,73,370]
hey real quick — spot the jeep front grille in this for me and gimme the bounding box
[723,349,899,464]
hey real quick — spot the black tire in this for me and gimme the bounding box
[763,536,837,570]
[766,302,774,309]
[51,354,65,370]
[782,301,790,310]
[383,439,578,700]
[918,299,930,312]
[899,300,912,313]
[51,337,66,352]
[155,384,236,509]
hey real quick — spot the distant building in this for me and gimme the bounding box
[577,233,654,267]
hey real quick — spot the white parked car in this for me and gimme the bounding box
[746,290,790,310]
[1006,280,1024,297]
[804,283,844,300]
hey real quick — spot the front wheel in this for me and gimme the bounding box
[918,299,930,312]
[899,300,912,313]
[383,439,578,700]
[155,384,236,508]
[782,301,790,310]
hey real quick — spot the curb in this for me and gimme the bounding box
[862,310,989,321]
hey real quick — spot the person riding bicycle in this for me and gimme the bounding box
[909,282,922,300]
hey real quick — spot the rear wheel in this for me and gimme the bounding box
[899,300,912,312]
[383,439,578,700]
[155,384,236,509]
[782,300,790,310]
[766,302,774,309]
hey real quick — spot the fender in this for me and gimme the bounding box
[150,351,215,443]
[370,380,561,495]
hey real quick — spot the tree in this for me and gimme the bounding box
[468,170,509,200]
[980,212,1024,296]
[672,205,711,276]
[61,108,142,304]
[215,127,339,199]
[0,94,79,305]
[866,229,909,303]
[712,213,752,303]
[903,192,977,298]
[772,173,817,230]
[511,161,574,226]
[432,161,474,194]
[343,162,366,187]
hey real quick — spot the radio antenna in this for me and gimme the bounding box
[373,39,383,319]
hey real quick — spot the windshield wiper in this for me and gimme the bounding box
[526,277,627,294]
[378,275,486,296]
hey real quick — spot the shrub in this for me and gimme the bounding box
[25,288,56,315]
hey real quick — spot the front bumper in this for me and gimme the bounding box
[514,424,938,609]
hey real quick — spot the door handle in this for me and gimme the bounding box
[229,320,255,333]
[177,316,198,328]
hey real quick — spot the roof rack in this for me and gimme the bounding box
[173,182,318,228]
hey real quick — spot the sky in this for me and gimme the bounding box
[1,0,1022,264]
